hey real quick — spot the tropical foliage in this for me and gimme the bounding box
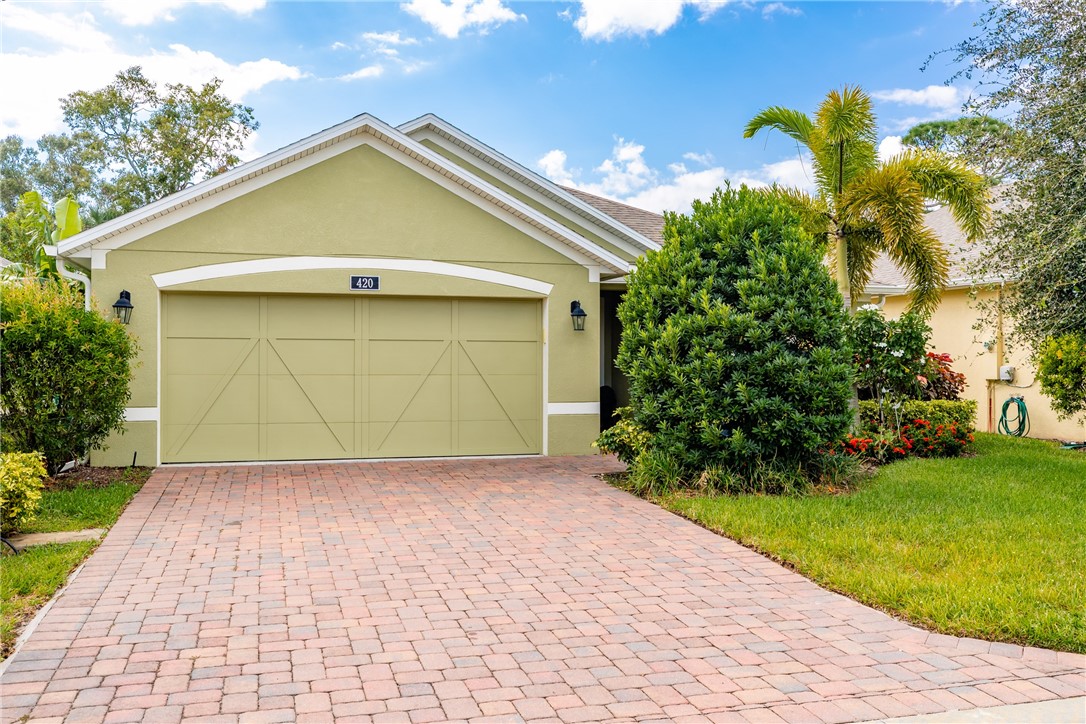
[613,186,853,494]
[941,0,1086,365]
[744,86,990,313]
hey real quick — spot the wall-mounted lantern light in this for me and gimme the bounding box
[112,290,133,325]
[570,300,587,332]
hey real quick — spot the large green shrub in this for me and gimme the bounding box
[0,452,47,534]
[1036,333,1086,421]
[616,186,853,487]
[1,279,137,474]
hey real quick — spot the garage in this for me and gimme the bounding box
[162,293,542,463]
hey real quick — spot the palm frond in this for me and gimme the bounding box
[893,150,991,242]
[842,223,883,303]
[755,186,831,242]
[841,165,950,312]
[742,106,814,148]
[815,86,877,146]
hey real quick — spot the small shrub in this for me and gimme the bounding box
[847,305,930,404]
[594,410,649,465]
[920,352,967,401]
[827,418,975,463]
[1036,333,1086,420]
[616,186,852,491]
[858,399,977,432]
[903,419,975,458]
[1,279,138,474]
[0,452,47,534]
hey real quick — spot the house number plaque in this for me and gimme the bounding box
[349,275,380,291]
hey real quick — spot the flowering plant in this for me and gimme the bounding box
[919,352,966,401]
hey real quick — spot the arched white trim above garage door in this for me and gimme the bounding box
[152,257,555,295]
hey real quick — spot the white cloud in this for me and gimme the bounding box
[878,135,905,162]
[400,0,525,39]
[872,85,965,110]
[362,31,420,46]
[762,2,802,18]
[338,64,386,81]
[570,0,726,41]
[683,151,714,166]
[537,149,576,186]
[0,5,302,140]
[102,0,266,26]
[537,138,817,214]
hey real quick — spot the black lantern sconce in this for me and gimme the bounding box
[112,290,133,325]
[570,300,587,332]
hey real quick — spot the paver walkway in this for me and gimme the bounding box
[1,456,1083,723]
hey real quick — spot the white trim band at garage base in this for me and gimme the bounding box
[123,407,160,422]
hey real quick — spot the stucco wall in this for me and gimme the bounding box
[882,289,1085,442]
[89,142,605,465]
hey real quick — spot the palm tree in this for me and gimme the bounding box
[744,86,990,313]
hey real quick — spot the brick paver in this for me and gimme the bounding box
[1,456,1083,722]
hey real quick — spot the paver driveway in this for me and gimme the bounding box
[2,456,1083,723]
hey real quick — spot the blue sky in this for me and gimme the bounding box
[1,0,985,213]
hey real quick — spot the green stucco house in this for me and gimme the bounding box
[54,114,664,466]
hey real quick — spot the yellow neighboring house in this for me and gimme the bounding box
[865,202,1085,443]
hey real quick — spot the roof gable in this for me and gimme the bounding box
[398,114,661,255]
[57,113,630,276]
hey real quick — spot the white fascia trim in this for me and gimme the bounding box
[57,114,629,275]
[399,115,660,253]
[864,275,1010,297]
[407,127,651,260]
[547,402,600,415]
[124,407,160,422]
[152,257,554,295]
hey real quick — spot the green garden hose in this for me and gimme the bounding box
[998,395,1030,437]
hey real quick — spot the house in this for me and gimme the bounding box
[54,113,660,466]
[867,200,1085,443]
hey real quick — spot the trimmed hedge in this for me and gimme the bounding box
[858,399,977,432]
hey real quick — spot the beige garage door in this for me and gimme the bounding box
[162,294,542,463]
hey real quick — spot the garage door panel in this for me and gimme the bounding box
[459,341,539,376]
[163,423,260,463]
[164,374,259,426]
[369,340,451,375]
[369,374,451,422]
[166,295,259,338]
[370,421,453,457]
[458,300,538,340]
[267,422,353,460]
[164,294,541,462]
[458,420,538,455]
[268,339,356,376]
[369,299,451,339]
[458,374,538,421]
[165,338,258,375]
[267,296,356,338]
[267,375,356,423]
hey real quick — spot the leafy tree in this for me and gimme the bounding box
[902,116,1014,182]
[939,0,1086,355]
[616,186,853,492]
[0,191,53,265]
[1,136,36,215]
[1035,334,1086,421]
[744,86,990,313]
[61,66,258,212]
[31,133,103,209]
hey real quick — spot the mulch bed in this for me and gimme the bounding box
[45,466,153,491]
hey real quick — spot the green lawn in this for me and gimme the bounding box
[660,434,1086,653]
[0,467,149,658]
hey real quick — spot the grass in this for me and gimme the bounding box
[657,434,1086,653]
[0,467,149,659]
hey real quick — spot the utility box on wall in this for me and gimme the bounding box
[999,365,1016,382]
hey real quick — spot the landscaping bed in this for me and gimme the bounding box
[0,466,150,659]
[614,434,1086,654]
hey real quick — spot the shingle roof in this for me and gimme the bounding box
[561,187,666,246]
[867,186,1012,291]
